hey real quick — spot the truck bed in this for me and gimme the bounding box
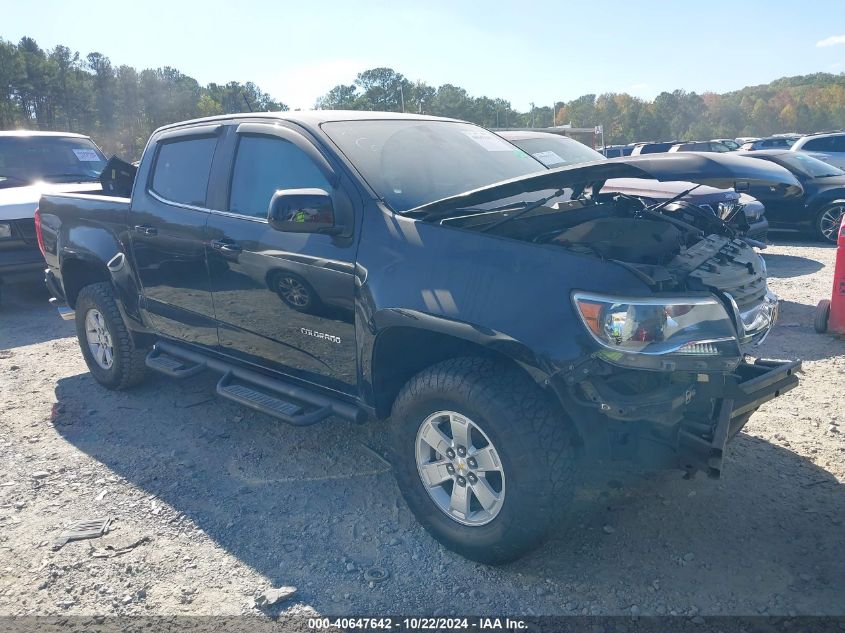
[38,192,132,302]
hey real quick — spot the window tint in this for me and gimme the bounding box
[832,135,845,151]
[803,137,835,151]
[151,137,217,206]
[229,135,331,218]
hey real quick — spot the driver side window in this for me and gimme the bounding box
[229,135,331,218]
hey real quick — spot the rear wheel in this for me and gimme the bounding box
[388,357,576,564]
[75,282,148,389]
[813,203,845,243]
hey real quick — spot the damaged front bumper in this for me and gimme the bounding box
[678,358,801,477]
[558,356,801,478]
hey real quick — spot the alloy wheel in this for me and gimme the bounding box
[819,204,845,242]
[415,410,506,526]
[84,308,114,369]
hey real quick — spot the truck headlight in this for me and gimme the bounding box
[573,292,741,371]
[0,222,11,239]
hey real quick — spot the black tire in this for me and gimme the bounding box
[814,299,831,333]
[75,282,148,390]
[813,203,845,243]
[269,271,321,314]
[388,357,576,564]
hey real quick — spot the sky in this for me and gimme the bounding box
[3,0,845,111]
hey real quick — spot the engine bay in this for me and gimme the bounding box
[439,193,768,308]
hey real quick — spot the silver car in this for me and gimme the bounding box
[790,132,845,169]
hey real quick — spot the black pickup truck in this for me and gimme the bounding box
[38,112,803,563]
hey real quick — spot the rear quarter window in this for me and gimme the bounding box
[150,136,218,206]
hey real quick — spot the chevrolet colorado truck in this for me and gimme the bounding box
[38,112,803,564]
[0,131,107,304]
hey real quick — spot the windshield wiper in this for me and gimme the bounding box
[408,199,530,221]
[478,186,568,233]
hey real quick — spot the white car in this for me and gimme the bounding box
[790,132,845,169]
[0,131,106,302]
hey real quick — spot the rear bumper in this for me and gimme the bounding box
[45,269,75,320]
[45,268,66,302]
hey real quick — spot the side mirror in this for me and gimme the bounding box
[267,188,342,235]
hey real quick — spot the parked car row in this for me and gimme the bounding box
[601,131,845,172]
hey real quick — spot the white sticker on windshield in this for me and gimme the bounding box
[532,151,565,167]
[72,148,100,162]
[462,130,514,151]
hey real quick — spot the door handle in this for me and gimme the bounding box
[211,239,242,253]
[133,225,157,236]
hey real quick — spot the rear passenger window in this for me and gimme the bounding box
[832,136,845,151]
[229,135,331,218]
[151,136,217,206]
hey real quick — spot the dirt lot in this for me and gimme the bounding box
[1,236,843,619]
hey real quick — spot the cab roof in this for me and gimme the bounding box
[154,110,460,134]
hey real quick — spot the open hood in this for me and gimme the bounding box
[406,152,803,218]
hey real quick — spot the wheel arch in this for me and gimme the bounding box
[369,321,555,420]
[61,256,110,309]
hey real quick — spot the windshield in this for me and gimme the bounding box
[0,136,107,189]
[321,120,542,212]
[776,153,844,178]
[508,136,605,168]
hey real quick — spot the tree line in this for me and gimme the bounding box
[3,36,845,159]
[0,37,286,158]
[318,68,845,146]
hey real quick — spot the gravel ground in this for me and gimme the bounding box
[0,235,843,619]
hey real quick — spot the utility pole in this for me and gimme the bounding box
[399,86,405,113]
[530,102,535,128]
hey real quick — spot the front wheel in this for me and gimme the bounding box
[814,203,845,243]
[388,357,576,564]
[75,282,148,389]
